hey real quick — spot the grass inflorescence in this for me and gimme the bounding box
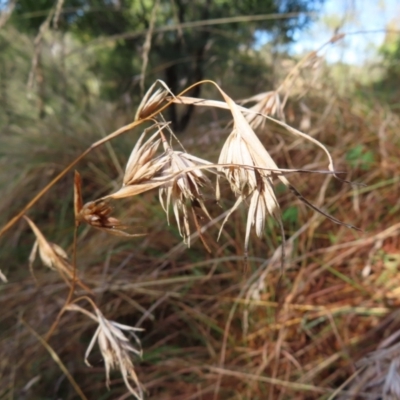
[1,25,400,400]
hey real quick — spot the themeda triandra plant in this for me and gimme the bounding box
[0,71,359,398]
[66,301,144,400]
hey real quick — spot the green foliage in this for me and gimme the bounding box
[282,205,298,224]
[10,0,324,130]
[371,30,400,108]
[345,144,374,171]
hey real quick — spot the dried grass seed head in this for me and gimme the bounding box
[78,200,119,228]
[243,91,284,129]
[123,128,164,186]
[75,170,144,237]
[67,304,144,400]
[135,88,168,120]
[216,93,285,251]
[245,174,280,250]
[218,128,261,198]
[135,79,173,120]
[158,138,212,243]
[78,200,145,237]
[25,215,93,291]
[104,126,173,200]
[24,215,72,277]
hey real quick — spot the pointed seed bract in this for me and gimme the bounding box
[158,135,212,245]
[66,304,144,400]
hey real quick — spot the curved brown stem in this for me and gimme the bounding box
[0,79,215,239]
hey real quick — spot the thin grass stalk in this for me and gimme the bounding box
[22,319,88,400]
[0,80,213,238]
[45,223,79,341]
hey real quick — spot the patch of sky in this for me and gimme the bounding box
[255,0,400,65]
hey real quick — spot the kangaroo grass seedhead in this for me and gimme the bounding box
[218,128,258,197]
[135,80,173,121]
[74,171,145,237]
[24,215,91,291]
[241,90,284,129]
[66,303,144,400]
[158,133,213,245]
[25,215,73,279]
[123,126,165,186]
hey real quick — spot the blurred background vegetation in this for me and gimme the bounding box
[2,0,400,399]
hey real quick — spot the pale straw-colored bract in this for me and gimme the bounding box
[217,128,257,196]
[67,304,144,400]
[24,215,91,291]
[215,92,284,254]
[241,90,284,129]
[337,328,400,399]
[25,215,73,280]
[97,80,357,257]
[158,137,212,245]
[123,128,163,186]
[105,125,170,200]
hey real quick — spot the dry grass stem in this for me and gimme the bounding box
[343,329,400,399]
[0,31,376,398]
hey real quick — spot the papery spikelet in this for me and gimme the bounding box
[77,200,144,237]
[105,126,171,200]
[245,174,280,251]
[158,138,212,245]
[74,171,144,237]
[218,128,257,196]
[135,80,172,120]
[25,215,72,276]
[67,304,144,400]
[123,129,163,186]
[243,91,284,129]
[24,216,91,291]
[135,88,168,120]
[215,92,286,255]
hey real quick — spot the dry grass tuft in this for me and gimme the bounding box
[2,27,400,400]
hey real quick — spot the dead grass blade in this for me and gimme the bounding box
[22,318,88,400]
[139,0,159,96]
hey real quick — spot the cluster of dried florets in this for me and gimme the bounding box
[96,82,354,257]
[341,330,400,400]
[66,303,144,400]
[18,79,357,399]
